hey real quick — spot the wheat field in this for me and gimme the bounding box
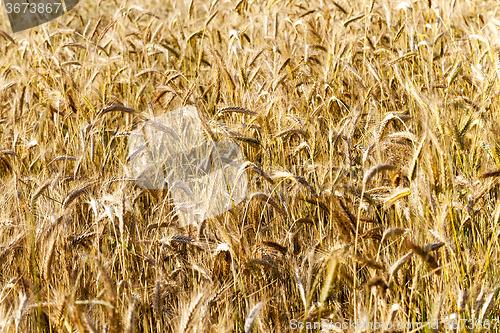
[0,0,500,331]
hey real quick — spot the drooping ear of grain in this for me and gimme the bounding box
[124,297,136,333]
[447,61,462,86]
[15,292,29,332]
[479,168,500,179]
[31,180,51,206]
[353,256,385,270]
[381,228,407,242]
[249,192,284,215]
[218,106,257,116]
[329,196,355,241]
[0,233,26,265]
[363,164,397,187]
[405,240,440,273]
[366,276,388,291]
[42,228,58,282]
[97,259,120,332]
[178,293,206,333]
[479,286,499,320]
[389,251,413,278]
[320,256,339,305]
[457,289,468,312]
[494,47,500,82]
[153,280,161,314]
[383,188,411,208]
[294,269,307,309]
[62,185,92,209]
[236,161,274,185]
[261,241,287,255]
[244,302,264,333]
